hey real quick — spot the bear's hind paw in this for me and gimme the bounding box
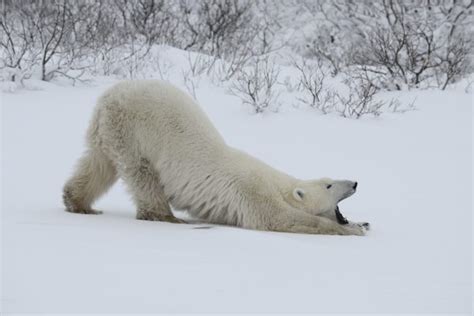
[136,210,186,224]
[65,208,103,215]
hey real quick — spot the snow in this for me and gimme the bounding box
[1,48,472,314]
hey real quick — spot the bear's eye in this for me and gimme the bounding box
[326,184,332,189]
[296,189,304,199]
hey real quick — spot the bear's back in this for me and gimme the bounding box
[98,80,225,148]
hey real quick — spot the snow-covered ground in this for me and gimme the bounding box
[1,48,472,314]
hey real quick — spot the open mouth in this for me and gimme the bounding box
[335,206,370,230]
[335,206,349,225]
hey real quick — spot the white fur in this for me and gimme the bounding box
[63,80,367,236]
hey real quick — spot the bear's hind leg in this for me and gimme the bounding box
[63,148,118,214]
[120,157,184,224]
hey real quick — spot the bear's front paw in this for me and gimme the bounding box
[357,222,370,231]
[344,222,370,235]
[347,221,370,231]
[340,223,365,236]
[352,225,367,236]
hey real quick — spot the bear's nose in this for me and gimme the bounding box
[353,182,358,190]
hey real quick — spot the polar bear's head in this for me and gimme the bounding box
[289,178,357,216]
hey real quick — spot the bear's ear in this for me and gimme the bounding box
[293,188,305,201]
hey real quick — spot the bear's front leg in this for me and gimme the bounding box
[271,210,366,236]
[320,208,370,231]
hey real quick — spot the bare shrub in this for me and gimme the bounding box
[290,63,414,119]
[298,0,371,76]
[182,70,198,100]
[186,51,214,77]
[333,78,408,119]
[208,48,255,82]
[352,5,446,90]
[19,1,91,82]
[115,0,178,45]
[301,0,474,89]
[177,0,281,82]
[80,1,130,76]
[1,1,105,83]
[87,1,163,79]
[181,51,214,99]
[229,56,281,113]
[1,0,284,85]
[387,97,416,114]
[0,1,38,84]
[292,57,327,110]
[465,77,474,93]
[334,80,385,118]
[436,36,473,90]
[178,0,254,56]
[0,0,164,83]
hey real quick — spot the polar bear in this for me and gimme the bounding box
[63,80,369,236]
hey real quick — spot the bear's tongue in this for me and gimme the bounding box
[335,206,349,225]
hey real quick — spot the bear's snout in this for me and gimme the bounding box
[353,182,358,190]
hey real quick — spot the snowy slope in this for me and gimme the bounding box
[1,49,472,313]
